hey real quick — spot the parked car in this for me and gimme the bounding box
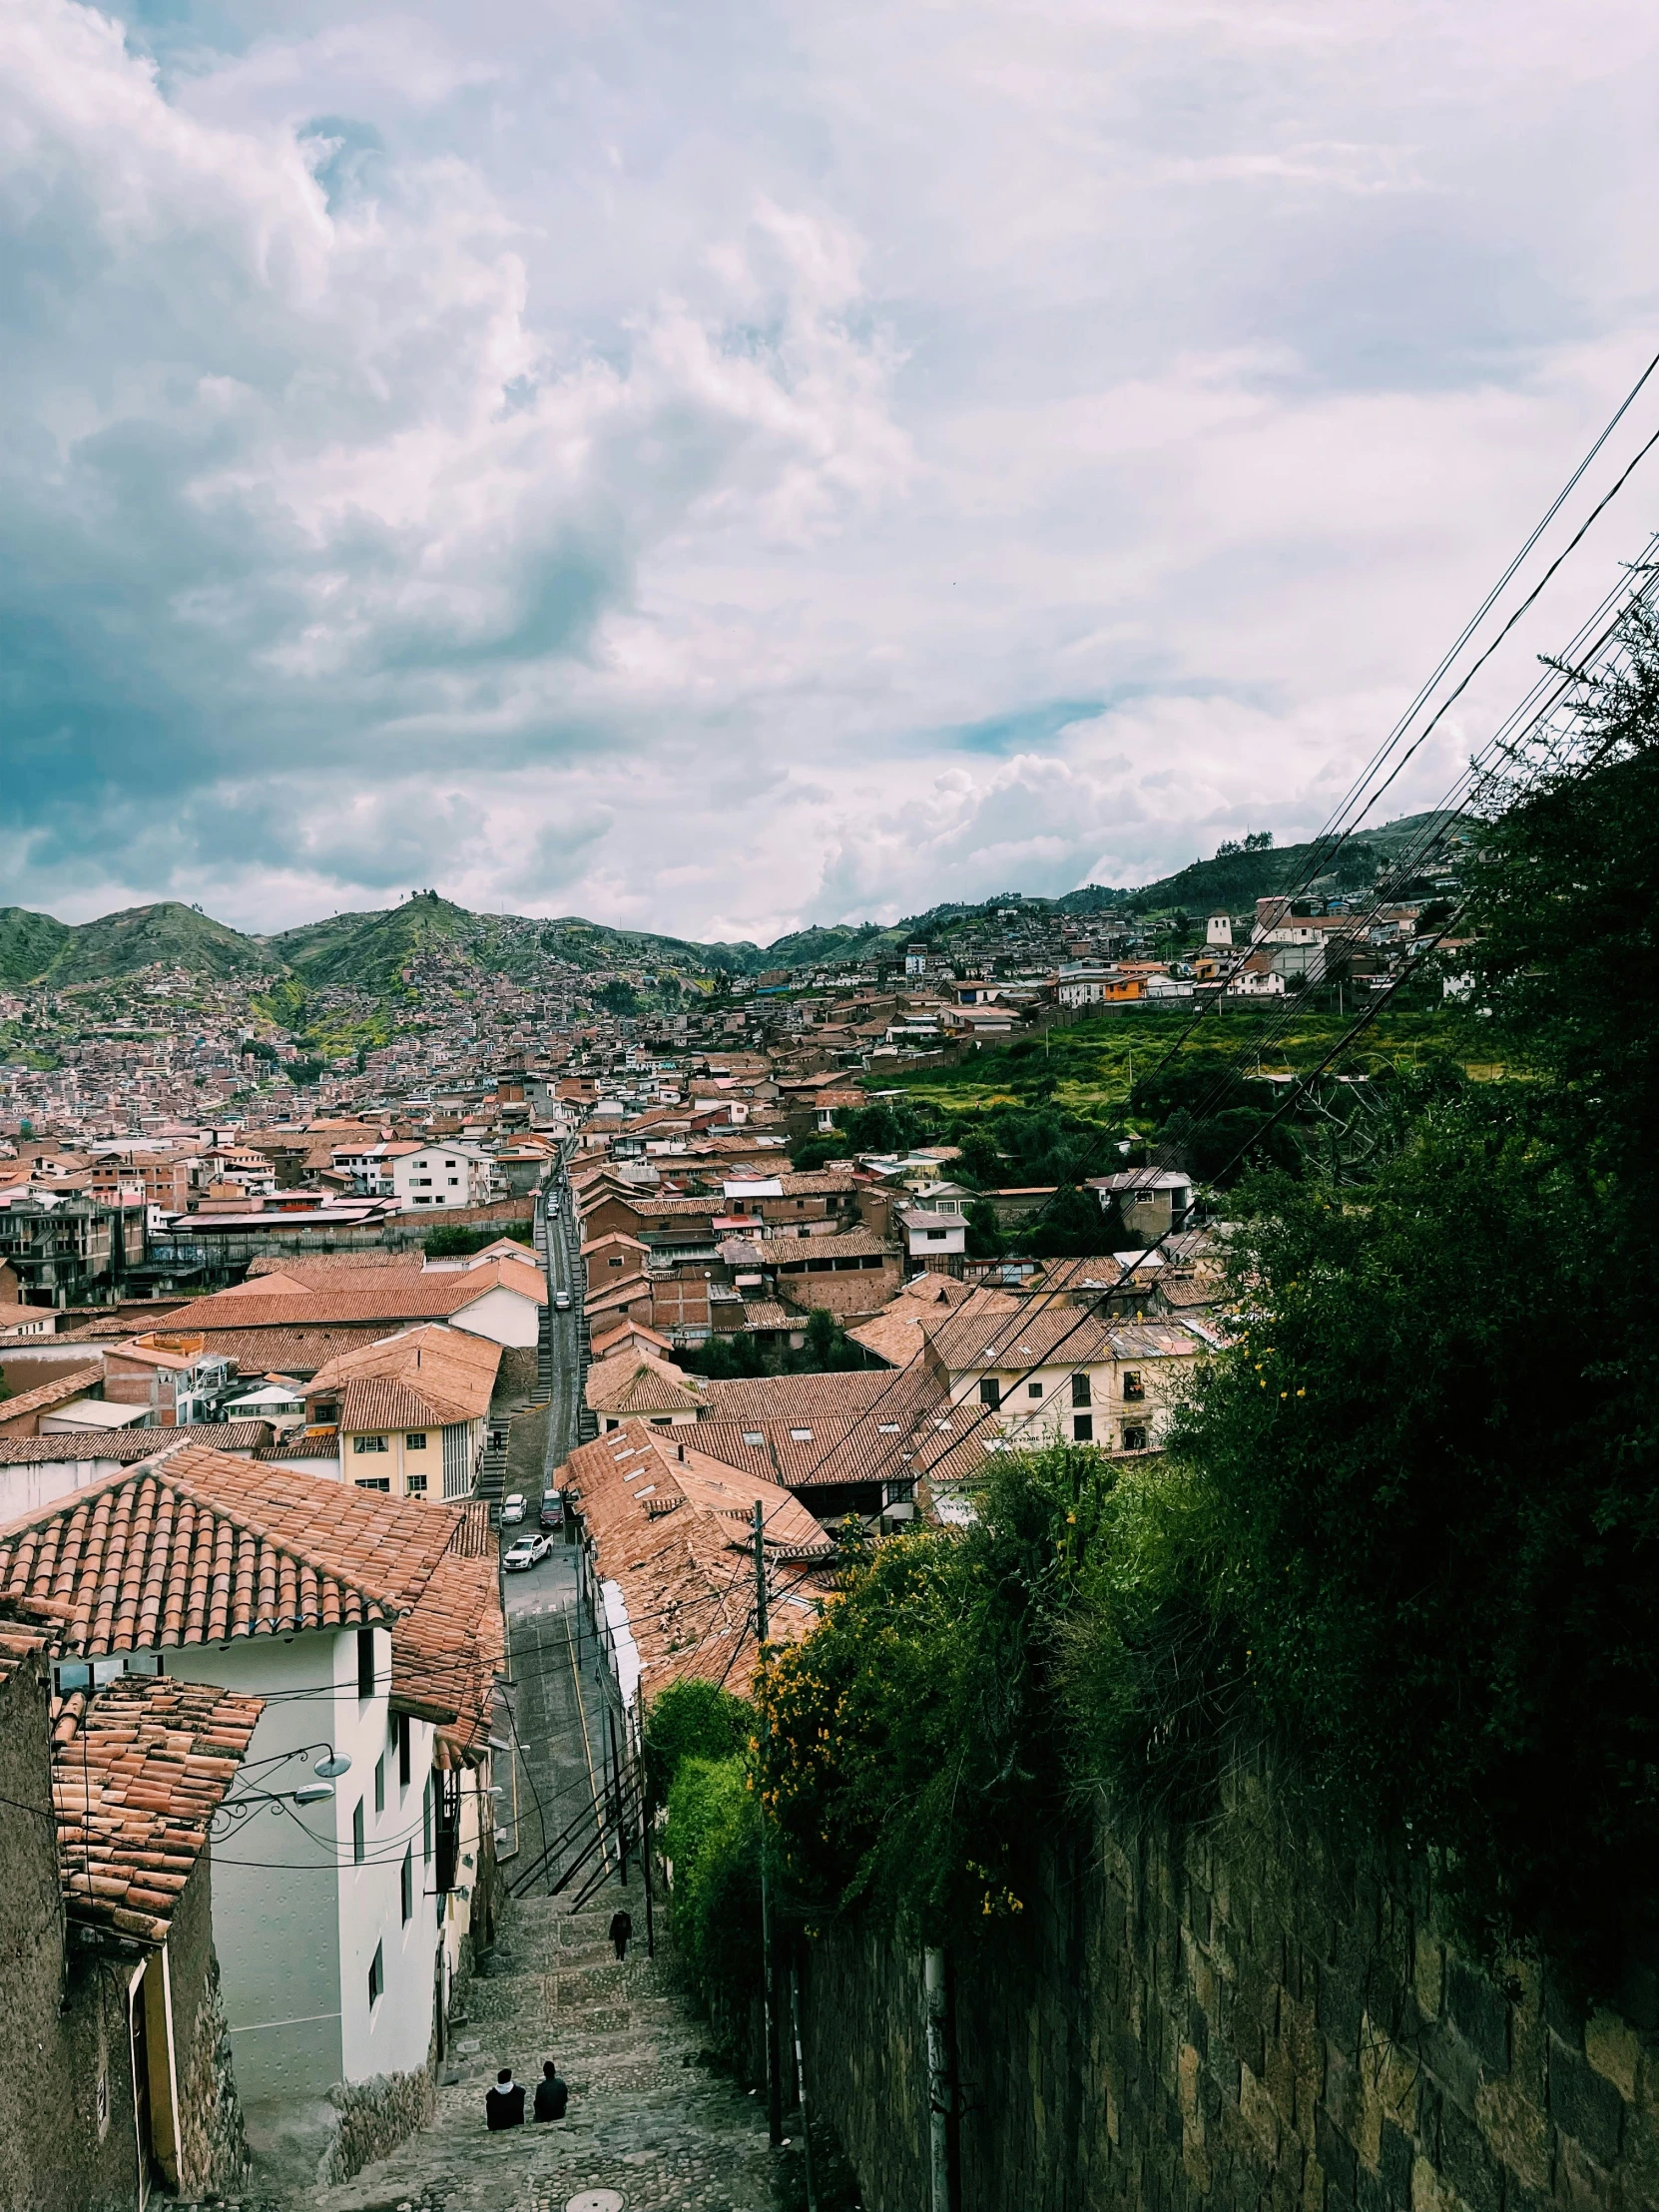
[499,1493,527,1526]
[503,1535,548,1572]
[554,1290,571,1311]
[539,1491,565,1531]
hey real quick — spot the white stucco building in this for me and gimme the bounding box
[0,1446,502,2138]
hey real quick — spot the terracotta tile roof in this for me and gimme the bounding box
[1,1446,501,1764]
[929,1306,1204,1372]
[764,1228,895,1267]
[682,1368,989,1492]
[561,1421,833,1702]
[585,1351,708,1417]
[735,1300,796,1334]
[0,1422,274,1468]
[589,1320,675,1360]
[583,1277,654,1320]
[306,1324,500,1427]
[0,1445,429,1654]
[0,1591,72,1690]
[171,1324,401,1379]
[845,1308,935,1369]
[52,1675,264,1943]
[0,1366,106,1429]
[580,1232,650,1260]
[166,1262,543,1332]
[247,1250,421,1278]
[394,1538,504,1766]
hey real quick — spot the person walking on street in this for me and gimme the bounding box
[608,1907,633,1961]
[534,2059,569,2121]
[486,2068,525,2129]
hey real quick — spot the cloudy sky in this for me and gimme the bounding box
[6,0,1659,945]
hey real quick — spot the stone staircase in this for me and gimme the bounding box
[303,1881,776,2212]
[477,1441,509,1512]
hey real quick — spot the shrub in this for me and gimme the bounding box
[661,1755,763,2062]
[643,1678,752,1811]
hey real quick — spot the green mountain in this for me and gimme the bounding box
[39,902,279,986]
[1100,810,1467,918]
[0,906,75,988]
[0,814,1464,1000]
[260,909,390,971]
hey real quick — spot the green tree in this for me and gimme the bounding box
[1024,1182,1107,1258]
[643,1678,752,1811]
[964,1198,1004,1260]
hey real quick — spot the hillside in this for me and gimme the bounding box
[0,906,75,988]
[38,901,281,986]
[0,813,1463,996]
[1107,810,1466,917]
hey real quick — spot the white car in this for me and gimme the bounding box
[503,1534,551,1571]
[554,1290,571,1312]
[498,1493,527,1526]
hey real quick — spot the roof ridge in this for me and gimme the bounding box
[0,1446,407,1615]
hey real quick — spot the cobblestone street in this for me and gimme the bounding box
[292,1879,778,2212]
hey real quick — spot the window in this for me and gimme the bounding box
[1122,1370,1145,1401]
[353,1433,388,1453]
[401,1847,414,1926]
[374,1755,385,1815]
[368,1940,383,2008]
[422,1777,433,1864]
[790,1427,813,1441]
[357,1628,376,1700]
[405,1432,427,1450]
[1027,1381,1043,1399]
[405,1470,426,1497]
[979,1379,1001,1409]
[1074,1414,1094,1442]
[397,1712,411,1790]
[315,1401,339,1424]
[1122,1424,1148,1452]
[925,1229,947,1242]
[1071,1373,1091,1408]
[352,1798,365,1865]
[742,1430,764,1445]
[355,1475,390,1493]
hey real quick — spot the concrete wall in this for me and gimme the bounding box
[804,1772,1659,2212]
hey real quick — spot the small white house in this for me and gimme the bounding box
[391,1145,495,1211]
[898,1208,968,1264]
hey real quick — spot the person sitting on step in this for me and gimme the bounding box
[534,2058,569,2121]
[486,2067,525,2129]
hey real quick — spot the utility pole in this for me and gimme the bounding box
[791,1962,819,2212]
[754,1498,783,2147]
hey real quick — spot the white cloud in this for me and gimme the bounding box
[6,0,1659,941]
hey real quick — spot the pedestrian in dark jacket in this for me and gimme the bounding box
[534,2059,569,2121]
[608,1908,633,1961]
[485,2068,525,2129]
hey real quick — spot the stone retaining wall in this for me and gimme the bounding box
[804,1772,1659,2211]
[319,2042,438,2188]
